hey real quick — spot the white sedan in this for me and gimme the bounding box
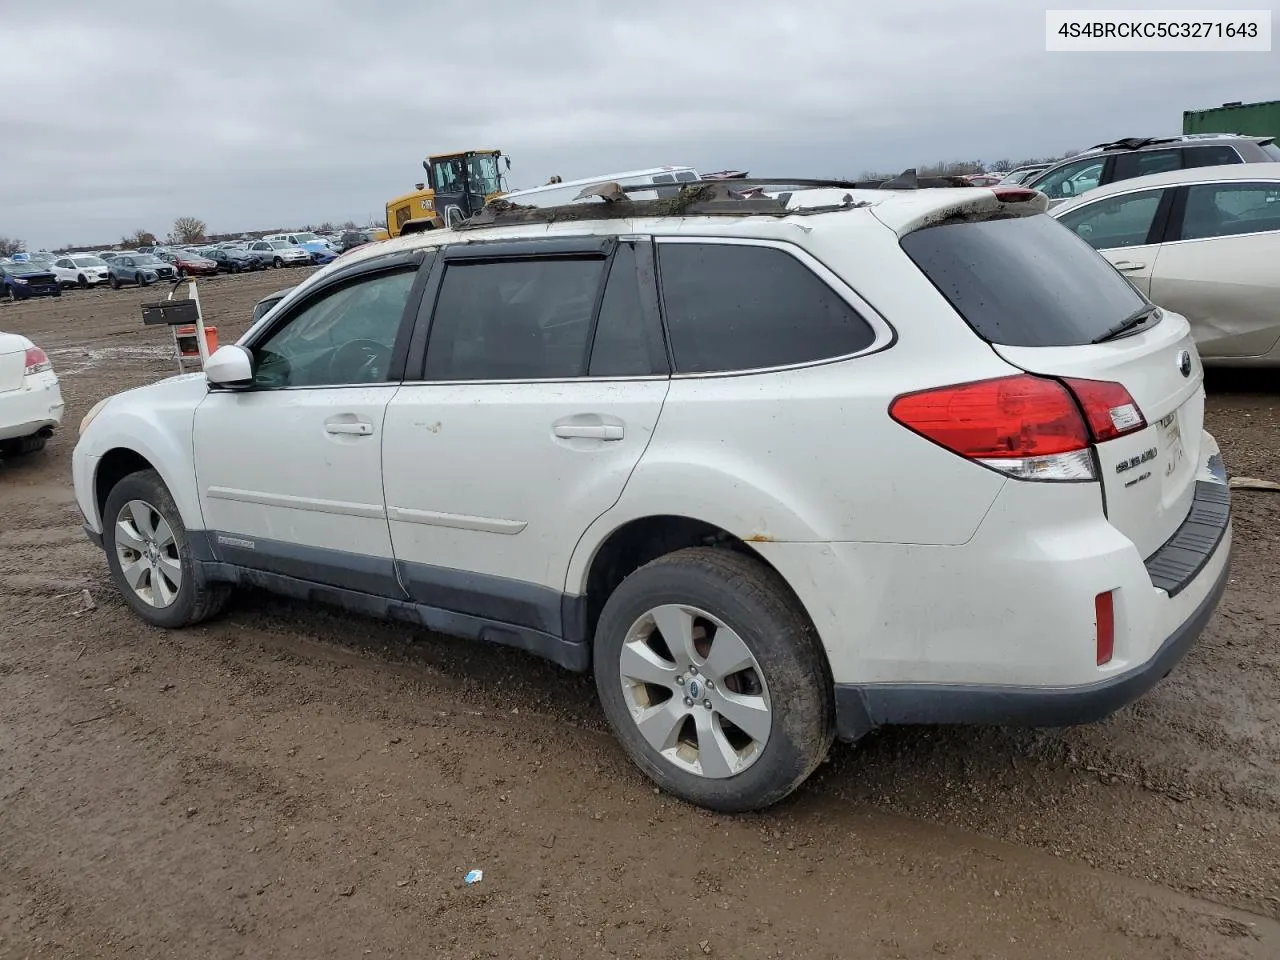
[51,254,111,288]
[0,332,63,456]
[1052,162,1280,366]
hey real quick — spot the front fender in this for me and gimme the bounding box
[75,377,207,534]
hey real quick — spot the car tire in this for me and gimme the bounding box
[77,274,89,289]
[593,546,834,813]
[273,256,283,269]
[177,268,187,279]
[0,433,47,457]
[110,275,120,290]
[52,288,61,298]
[102,469,231,629]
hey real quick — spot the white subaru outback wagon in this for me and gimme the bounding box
[73,179,1232,811]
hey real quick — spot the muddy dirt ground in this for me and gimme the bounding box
[1,271,1278,959]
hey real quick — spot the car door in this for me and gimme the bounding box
[381,237,670,641]
[191,250,429,594]
[1148,178,1280,359]
[1053,186,1171,296]
[52,258,73,284]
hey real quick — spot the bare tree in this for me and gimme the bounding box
[0,236,22,257]
[121,228,157,247]
[172,216,207,244]
[341,220,358,230]
[317,221,335,233]
[989,158,1014,172]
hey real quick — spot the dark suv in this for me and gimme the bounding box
[1026,134,1280,206]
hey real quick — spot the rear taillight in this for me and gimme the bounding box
[889,375,1095,481]
[992,187,1039,203]
[1064,378,1146,442]
[1095,590,1115,665]
[23,347,52,376]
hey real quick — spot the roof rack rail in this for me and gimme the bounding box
[1088,136,1182,151]
[455,171,981,230]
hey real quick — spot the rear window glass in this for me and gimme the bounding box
[900,214,1149,347]
[1260,142,1280,162]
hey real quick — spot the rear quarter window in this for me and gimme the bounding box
[900,214,1149,347]
[656,242,877,374]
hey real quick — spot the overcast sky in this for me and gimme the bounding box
[1,0,1276,249]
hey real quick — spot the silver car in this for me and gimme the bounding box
[246,239,312,268]
[1052,162,1280,366]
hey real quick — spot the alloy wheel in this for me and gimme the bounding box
[618,603,772,779]
[113,499,183,608]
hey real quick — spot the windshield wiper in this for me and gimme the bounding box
[1092,304,1159,344]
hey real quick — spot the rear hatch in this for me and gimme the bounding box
[899,209,1203,559]
[0,333,31,393]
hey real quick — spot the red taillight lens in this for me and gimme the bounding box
[1064,378,1146,442]
[890,375,1090,458]
[23,346,52,376]
[1095,590,1115,665]
[992,187,1039,203]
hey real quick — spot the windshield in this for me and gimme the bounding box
[269,241,291,249]
[292,233,319,242]
[73,256,106,267]
[4,262,47,275]
[901,213,1150,347]
[134,255,163,265]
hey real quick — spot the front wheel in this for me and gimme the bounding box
[77,274,89,289]
[102,469,230,629]
[135,272,148,287]
[273,257,283,269]
[593,547,834,812]
[177,268,187,279]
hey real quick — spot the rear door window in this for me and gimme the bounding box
[1179,181,1280,240]
[656,242,877,373]
[900,214,1149,347]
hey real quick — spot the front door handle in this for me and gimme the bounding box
[325,419,374,436]
[1112,261,1146,272]
[553,423,624,441]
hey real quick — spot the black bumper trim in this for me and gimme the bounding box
[833,545,1231,741]
[1144,480,1230,597]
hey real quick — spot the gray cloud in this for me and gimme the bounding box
[2,0,1276,248]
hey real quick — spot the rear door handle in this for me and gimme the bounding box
[1112,261,1146,272]
[553,423,624,441]
[325,419,374,436]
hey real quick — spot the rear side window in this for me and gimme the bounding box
[1179,181,1280,240]
[1262,142,1280,162]
[424,257,605,380]
[900,214,1148,347]
[656,243,876,374]
[1110,148,1180,182]
[1182,145,1244,168]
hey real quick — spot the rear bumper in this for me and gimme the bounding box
[832,538,1229,738]
[0,373,64,441]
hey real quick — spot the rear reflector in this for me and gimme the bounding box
[1064,378,1147,442]
[889,375,1096,481]
[23,347,52,376]
[1095,591,1115,665]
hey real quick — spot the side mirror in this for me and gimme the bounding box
[205,344,254,387]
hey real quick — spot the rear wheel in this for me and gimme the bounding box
[110,275,120,290]
[593,547,834,812]
[102,469,230,629]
